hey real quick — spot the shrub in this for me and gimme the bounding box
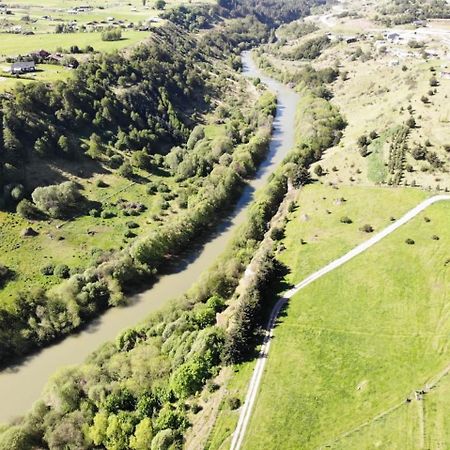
[109,154,124,169]
[340,216,352,224]
[406,117,416,128]
[126,221,139,229]
[101,29,122,41]
[360,224,374,233]
[31,181,84,219]
[0,265,14,287]
[41,264,55,276]
[314,164,324,176]
[227,397,241,410]
[118,162,134,179]
[405,238,415,245]
[357,135,368,148]
[54,264,70,279]
[270,227,284,241]
[431,235,439,240]
[96,179,109,188]
[101,210,117,219]
[17,199,41,219]
[359,146,369,157]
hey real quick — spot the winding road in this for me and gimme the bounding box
[230,194,450,450]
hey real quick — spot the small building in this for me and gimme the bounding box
[11,60,35,74]
[441,71,450,80]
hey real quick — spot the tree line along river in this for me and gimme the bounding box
[0,51,300,423]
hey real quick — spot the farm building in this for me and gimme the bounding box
[11,61,36,74]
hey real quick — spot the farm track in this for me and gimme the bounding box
[230,194,450,450]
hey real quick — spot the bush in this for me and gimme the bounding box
[118,162,134,179]
[431,235,439,240]
[405,238,415,245]
[406,117,416,128]
[89,208,100,217]
[314,164,324,176]
[31,181,84,219]
[340,216,352,224]
[96,179,109,188]
[126,221,139,229]
[101,29,122,41]
[16,199,41,219]
[359,224,374,233]
[0,265,14,287]
[109,154,124,169]
[54,264,70,279]
[41,264,55,276]
[227,397,241,410]
[101,210,117,219]
[270,227,284,241]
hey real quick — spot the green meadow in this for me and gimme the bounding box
[0,30,150,57]
[244,194,450,449]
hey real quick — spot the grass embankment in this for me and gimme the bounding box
[244,194,450,449]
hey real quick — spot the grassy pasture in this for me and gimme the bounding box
[0,30,149,57]
[243,195,450,449]
[0,64,72,92]
[205,184,435,449]
[279,184,427,283]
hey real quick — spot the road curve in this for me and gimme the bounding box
[230,194,450,450]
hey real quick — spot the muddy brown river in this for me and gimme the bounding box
[0,51,300,423]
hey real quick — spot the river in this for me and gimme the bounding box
[0,51,299,423]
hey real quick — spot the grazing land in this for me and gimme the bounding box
[0,30,149,57]
[244,198,450,449]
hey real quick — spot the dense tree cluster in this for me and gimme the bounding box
[219,0,329,27]
[377,0,450,25]
[287,35,331,60]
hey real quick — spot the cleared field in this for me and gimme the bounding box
[243,198,450,449]
[279,184,427,282]
[0,64,72,92]
[205,184,433,449]
[0,30,149,57]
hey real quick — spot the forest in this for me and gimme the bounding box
[376,0,450,24]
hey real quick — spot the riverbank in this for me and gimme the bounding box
[0,51,300,424]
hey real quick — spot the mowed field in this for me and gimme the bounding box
[243,191,450,449]
[0,30,150,57]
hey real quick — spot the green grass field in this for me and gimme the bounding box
[0,31,149,57]
[0,64,72,92]
[205,184,436,449]
[243,193,450,449]
[279,184,428,283]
